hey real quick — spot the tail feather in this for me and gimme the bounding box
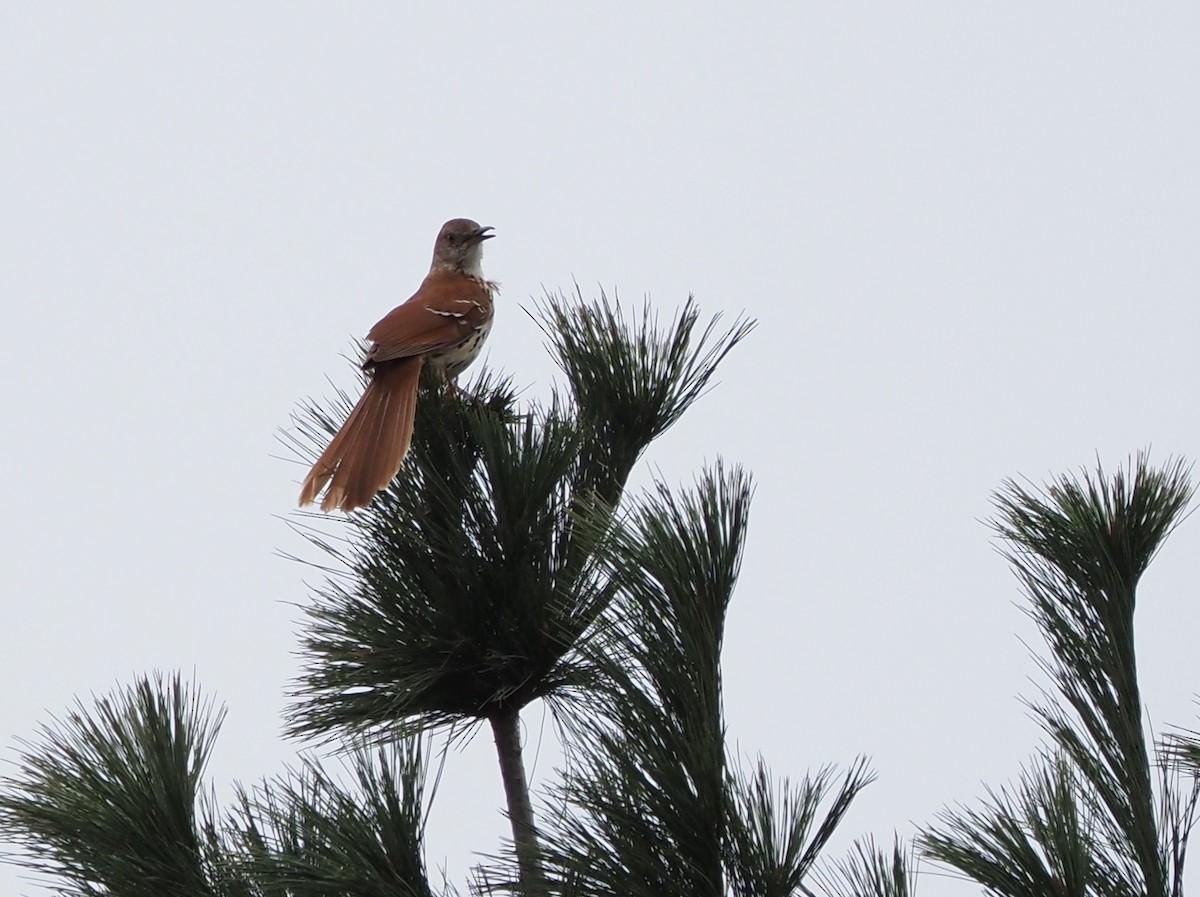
[371,380,404,509]
[357,376,405,509]
[346,374,390,508]
[298,357,424,512]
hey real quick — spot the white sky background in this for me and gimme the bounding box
[3,4,1200,895]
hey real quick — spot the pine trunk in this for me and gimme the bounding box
[490,707,541,893]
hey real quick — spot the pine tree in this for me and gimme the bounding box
[8,292,1194,897]
[0,290,872,897]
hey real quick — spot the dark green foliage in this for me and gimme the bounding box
[0,672,442,897]
[531,466,869,897]
[923,756,1096,897]
[287,370,612,741]
[538,289,755,507]
[531,465,749,897]
[726,759,875,897]
[224,741,437,897]
[0,673,224,897]
[816,836,914,897]
[920,454,1200,897]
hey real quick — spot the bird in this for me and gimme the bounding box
[299,218,497,512]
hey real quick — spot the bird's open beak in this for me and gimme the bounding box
[473,225,496,242]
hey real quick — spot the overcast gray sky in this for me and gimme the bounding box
[3,4,1200,895]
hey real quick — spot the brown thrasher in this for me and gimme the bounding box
[299,218,497,512]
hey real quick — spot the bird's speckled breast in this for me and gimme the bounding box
[428,318,492,379]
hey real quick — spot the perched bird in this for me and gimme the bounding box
[299,218,497,512]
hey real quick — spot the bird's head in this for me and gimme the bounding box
[431,218,495,277]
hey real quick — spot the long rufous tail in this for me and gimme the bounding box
[298,357,424,512]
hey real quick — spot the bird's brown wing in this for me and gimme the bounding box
[365,271,493,365]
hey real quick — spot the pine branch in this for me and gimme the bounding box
[534,464,753,897]
[0,673,226,897]
[536,288,755,509]
[535,464,868,897]
[995,453,1193,897]
[222,741,437,897]
[921,753,1100,897]
[726,758,876,897]
[815,836,915,897]
[920,453,1198,897]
